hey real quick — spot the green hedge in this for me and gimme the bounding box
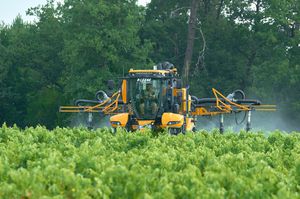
[0,124,299,198]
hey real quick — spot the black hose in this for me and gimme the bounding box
[232,90,247,125]
[95,90,109,101]
[235,111,247,125]
[193,98,261,106]
[191,95,199,102]
[232,89,245,100]
[235,99,261,105]
[75,99,101,106]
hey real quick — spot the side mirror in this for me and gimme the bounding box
[177,92,182,105]
[176,79,182,89]
[166,88,173,101]
[173,103,180,113]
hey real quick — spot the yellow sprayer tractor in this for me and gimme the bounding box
[60,62,276,134]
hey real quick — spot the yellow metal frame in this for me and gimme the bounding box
[121,80,127,103]
[191,88,276,116]
[212,88,250,113]
[60,91,121,114]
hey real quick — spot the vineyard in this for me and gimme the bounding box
[0,124,300,198]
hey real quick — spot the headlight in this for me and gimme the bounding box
[111,121,121,125]
[167,121,181,125]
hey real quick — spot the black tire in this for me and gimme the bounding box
[169,128,180,135]
[125,125,132,132]
[176,79,182,89]
[169,125,185,135]
[192,127,197,132]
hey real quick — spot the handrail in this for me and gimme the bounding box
[84,91,120,112]
[212,88,250,112]
[59,91,121,114]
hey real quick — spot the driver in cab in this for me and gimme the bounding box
[140,83,158,115]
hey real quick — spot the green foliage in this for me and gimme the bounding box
[0,0,299,128]
[0,126,300,198]
[142,0,300,123]
[59,0,152,99]
[0,0,152,128]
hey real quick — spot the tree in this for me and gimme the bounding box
[0,0,153,128]
[142,0,300,127]
[0,17,37,127]
[59,0,152,100]
[183,0,200,86]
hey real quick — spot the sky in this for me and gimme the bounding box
[0,0,151,24]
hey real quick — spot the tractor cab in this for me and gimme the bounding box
[129,77,169,120]
[125,64,180,121]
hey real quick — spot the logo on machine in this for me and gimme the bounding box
[137,78,151,83]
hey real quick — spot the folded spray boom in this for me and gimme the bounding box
[59,62,276,134]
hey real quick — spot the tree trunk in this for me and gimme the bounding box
[241,51,256,90]
[216,0,224,20]
[182,0,199,86]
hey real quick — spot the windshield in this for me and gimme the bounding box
[130,78,167,119]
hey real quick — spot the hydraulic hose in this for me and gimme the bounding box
[193,98,261,106]
[75,99,101,106]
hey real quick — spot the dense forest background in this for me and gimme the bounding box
[0,0,299,130]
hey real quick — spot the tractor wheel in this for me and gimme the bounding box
[125,122,132,132]
[169,125,185,135]
[112,127,130,134]
[169,128,180,135]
